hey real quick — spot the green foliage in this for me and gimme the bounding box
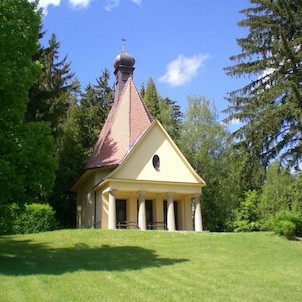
[27,33,77,145]
[0,0,56,207]
[49,70,113,228]
[227,144,265,194]
[158,97,183,143]
[143,78,160,118]
[14,203,57,234]
[233,190,260,232]
[272,210,302,239]
[179,96,236,231]
[286,174,302,213]
[141,78,183,142]
[0,204,18,235]
[259,160,294,221]
[224,0,302,168]
[231,160,302,238]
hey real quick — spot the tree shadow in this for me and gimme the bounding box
[0,238,188,276]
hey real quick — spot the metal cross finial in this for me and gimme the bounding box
[122,38,126,51]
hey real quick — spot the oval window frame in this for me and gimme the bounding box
[152,155,160,171]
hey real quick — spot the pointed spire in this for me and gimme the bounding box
[122,38,126,52]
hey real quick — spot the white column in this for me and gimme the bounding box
[138,191,146,230]
[108,189,117,230]
[167,192,175,231]
[194,193,203,232]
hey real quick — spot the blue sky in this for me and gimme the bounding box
[39,0,250,126]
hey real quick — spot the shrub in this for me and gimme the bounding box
[0,204,19,235]
[233,190,260,232]
[14,203,57,234]
[273,219,296,240]
[272,210,302,239]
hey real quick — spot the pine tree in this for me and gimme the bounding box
[27,33,77,146]
[224,0,302,169]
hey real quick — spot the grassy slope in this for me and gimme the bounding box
[0,230,301,302]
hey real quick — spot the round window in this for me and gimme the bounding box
[152,155,160,171]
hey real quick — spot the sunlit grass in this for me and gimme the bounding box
[0,230,301,301]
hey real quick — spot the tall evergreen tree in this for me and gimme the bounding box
[224,0,302,169]
[158,97,183,143]
[227,143,265,194]
[143,78,160,118]
[27,33,77,147]
[141,78,183,142]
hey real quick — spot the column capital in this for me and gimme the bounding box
[137,190,147,196]
[167,191,175,198]
[103,188,117,195]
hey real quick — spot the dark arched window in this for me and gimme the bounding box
[152,155,160,171]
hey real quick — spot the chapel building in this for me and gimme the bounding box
[71,46,206,231]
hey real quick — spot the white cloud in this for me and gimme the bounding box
[104,0,120,11]
[36,0,140,12]
[224,118,241,126]
[132,0,142,6]
[34,0,60,15]
[69,0,91,8]
[158,54,209,87]
[37,0,91,12]
[39,0,61,8]
[105,0,142,11]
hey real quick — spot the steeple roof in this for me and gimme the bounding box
[86,77,153,169]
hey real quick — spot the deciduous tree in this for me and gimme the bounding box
[180,96,235,231]
[0,0,56,207]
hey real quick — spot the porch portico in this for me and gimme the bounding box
[81,178,203,232]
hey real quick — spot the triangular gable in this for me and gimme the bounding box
[86,77,152,169]
[108,120,206,185]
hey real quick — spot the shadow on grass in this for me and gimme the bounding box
[0,238,188,276]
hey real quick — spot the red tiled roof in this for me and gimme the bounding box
[86,77,153,169]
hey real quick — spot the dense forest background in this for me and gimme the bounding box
[1,0,302,239]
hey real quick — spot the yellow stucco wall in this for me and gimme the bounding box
[111,122,203,184]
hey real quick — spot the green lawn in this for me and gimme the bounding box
[0,230,301,302]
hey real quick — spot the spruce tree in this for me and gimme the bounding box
[224,0,302,169]
[27,33,77,146]
[143,78,160,118]
[142,77,183,142]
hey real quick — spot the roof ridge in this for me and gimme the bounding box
[130,78,153,123]
[128,78,132,149]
